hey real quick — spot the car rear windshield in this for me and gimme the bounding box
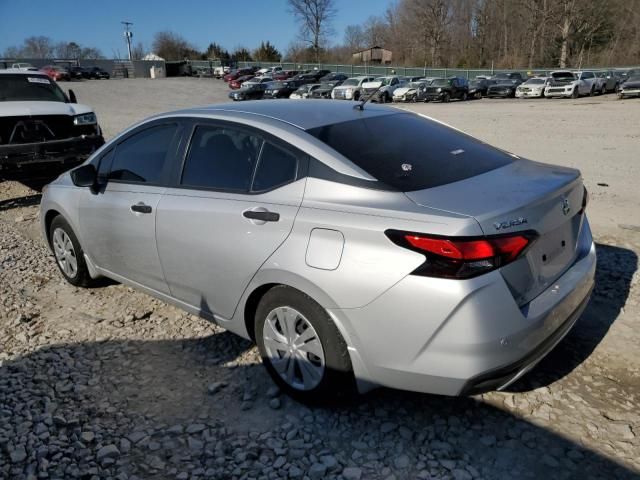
[0,75,67,102]
[306,113,514,192]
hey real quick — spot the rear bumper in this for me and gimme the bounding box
[0,134,104,180]
[334,222,596,396]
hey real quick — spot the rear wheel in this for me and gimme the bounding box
[255,286,354,402]
[49,216,95,287]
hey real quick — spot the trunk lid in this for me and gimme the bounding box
[405,159,586,305]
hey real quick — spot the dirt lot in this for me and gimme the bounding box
[1,78,639,480]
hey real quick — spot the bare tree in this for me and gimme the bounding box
[131,42,145,60]
[287,0,337,62]
[344,25,366,52]
[22,36,55,58]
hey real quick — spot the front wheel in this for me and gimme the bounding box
[461,92,468,101]
[255,286,354,402]
[600,85,606,95]
[442,93,450,103]
[590,85,595,97]
[571,88,579,99]
[49,216,96,287]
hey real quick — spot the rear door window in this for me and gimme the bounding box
[306,113,513,192]
[252,143,298,192]
[181,124,262,192]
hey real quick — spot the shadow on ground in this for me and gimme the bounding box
[504,242,637,393]
[0,193,42,212]
[1,328,637,479]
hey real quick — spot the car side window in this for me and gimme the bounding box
[109,124,177,184]
[252,142,298,192]
[181,124,262,192]
[96,148,114,182]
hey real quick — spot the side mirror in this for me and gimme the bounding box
[71,164,97,188]
[69,89,77,103]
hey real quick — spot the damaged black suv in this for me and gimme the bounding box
[0,70,104,188]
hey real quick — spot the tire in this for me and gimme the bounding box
[590,85,595,97]
[571,88,579,99]
[442,92,450,103]
[461,92,468,101]
[48,216,95,287]
[255,285,354,402]
[353,92,360,101]
[600,85,606,95]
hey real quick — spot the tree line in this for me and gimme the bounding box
[5,0,639,69]
[317,0,640,68]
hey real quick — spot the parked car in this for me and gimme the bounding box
[229,75,255,89]
[228,78,271,101]
[617,75,640,99]
[41,65,71,81]
[68,66,87,80]
[213,65,232,78]
[515,77,549,98]
[289,83,322,99]
[468,78,493,98]
[261,80,302,99]
[224,67,258,83]
[310,80,344,99]
[544,70,598,98]
[273,70,300,81]
[595,71,619,93]
[424,77,469,102]
[361,76,407,103]
[493,72,525,82]
[331,76,375,101]
[85,66,110,79]
[319,73,349,84]
[392,81,429,102]
[487,79,522,98]
[256,66,283,76]
[0,70,104,188]
[11,62,38,71]
[40,101,595,401]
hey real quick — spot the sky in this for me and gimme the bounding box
[0,0,392,57]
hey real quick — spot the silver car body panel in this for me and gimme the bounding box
[40,101,596,396]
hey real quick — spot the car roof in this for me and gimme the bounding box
[0,69,46,75]
[174,100,397,130]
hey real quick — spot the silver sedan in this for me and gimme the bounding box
[40,101,596,401]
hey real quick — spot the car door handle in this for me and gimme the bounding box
[130,203,152,214]
[243,210,280,222]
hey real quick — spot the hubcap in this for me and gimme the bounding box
[262,306,325,391]
[52,228,78,278]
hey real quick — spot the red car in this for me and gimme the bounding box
[223,67,258,82]
[229,75,255,89]
[40,65,71,81]
[272,70,300,81]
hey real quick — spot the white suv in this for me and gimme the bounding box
[331,76,375,100]
[545,70,598,98]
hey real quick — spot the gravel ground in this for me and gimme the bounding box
[1,78,639,479]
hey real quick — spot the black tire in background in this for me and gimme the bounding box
[48,215,95,288]
[255,285,355,403]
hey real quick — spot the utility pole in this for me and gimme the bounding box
[121,21,134,60]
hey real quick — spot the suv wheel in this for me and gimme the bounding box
[571,88,579,99]
[590,85,595,96]
[353,91,360,101]
[49,216,95,287]
[600,85,606,95]
[442,92,451,103]
[255,286,354,402]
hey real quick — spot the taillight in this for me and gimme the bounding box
[386,230,535,279]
